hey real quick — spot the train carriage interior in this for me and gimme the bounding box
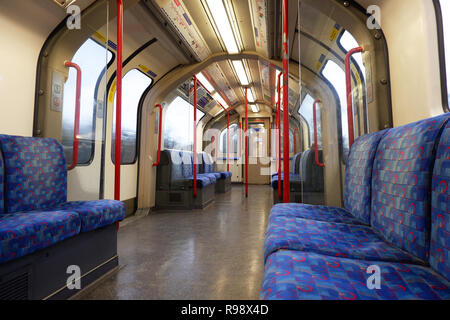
[0,0,450,304]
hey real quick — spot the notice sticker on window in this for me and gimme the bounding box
[51,70,64,112]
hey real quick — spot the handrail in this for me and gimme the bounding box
[196,77,229,171]
[114,0,123,201]
[293,128,299,153]
[193,76,198,198]
[345,46,364,148]
[64,61,81,171]
[245,87,248,197]
[282,0,290,203]
[152,104,163,167]
[313,99,325,167]
[277,72,282,200]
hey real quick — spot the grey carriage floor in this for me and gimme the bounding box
[74,184,273,300]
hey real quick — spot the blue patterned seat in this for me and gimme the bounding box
[270,130,388,224]
[0,210,81,264]
[264,216,421,264]
[0,135,126,236]
[261,250,450,300]
[200,152,231,179]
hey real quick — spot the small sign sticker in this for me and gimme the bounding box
[51,70,64,112]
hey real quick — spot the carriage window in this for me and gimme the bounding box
[437,0,450,111]
[164,96,205,151]
[220,123,239,157]
[298,94,321,148]
[62,38,113,164]
[322,60,349,155]
[339,31,365,80]
[112,69,152,164]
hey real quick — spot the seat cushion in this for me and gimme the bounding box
[0,210,80,264]
[269,203,364,225]
[198,173,217,183]
[186,176,214,188]
[210,172,222,180]
[57,200,125,232]
[219,171,232,179]
[264,216,421,264]
[261,250,450,300]
[271,174,301,189]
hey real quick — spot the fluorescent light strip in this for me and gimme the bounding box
[247,89,255,103]
[250,104,259,113]
[232,60,249,86]
[196,72,215,93]
[213,92,229,109]
[205,0,239,54]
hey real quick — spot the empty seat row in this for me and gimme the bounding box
[155,149,232,209]
[0,135,125,265]
[272,147,324,205]
[261,114,450,300]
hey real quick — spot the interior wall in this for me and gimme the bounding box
[357,0,444,126]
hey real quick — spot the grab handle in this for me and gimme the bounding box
[313,99,325,167]
[153,104,163,167]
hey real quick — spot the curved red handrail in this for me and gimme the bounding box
[313,99,325,167]
[345,46,364,148]
[64,61,81,171]
[152,104,163,167]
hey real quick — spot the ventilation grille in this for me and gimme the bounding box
[0,269,30,300]
[169,193,183,203]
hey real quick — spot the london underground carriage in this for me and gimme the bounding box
[0,0,449,301]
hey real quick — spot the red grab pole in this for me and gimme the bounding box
[277,72,282,200]
[227,111,230,171]
[114,0,123,201]
[313,99,325,167]
[64,61,81,171]
[345,46,363,148]
[193,76,198,198]
[245,87,249,197]
[282,0,290,203]
[153,104,163,167]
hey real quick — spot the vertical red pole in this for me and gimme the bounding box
[114,0,123,201]
[345,47,363,148]
[193,76,197,198]
[313,99,325,167]
[153,104,163,166]
[239,122,241,159]
[227,111,230,171]
[277,72,282,200]
[245,87,248,197]
[282,0,290,203]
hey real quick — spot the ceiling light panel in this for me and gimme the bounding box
[232,60,249,86]
[205,0,240,54]
[196,72,215,93]
[250,104,259,113]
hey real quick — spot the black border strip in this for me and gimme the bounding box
[433,0,450,113]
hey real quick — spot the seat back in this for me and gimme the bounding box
[299,147,324,192]
[0,135,67,213]
[370,114,449,261]
[0,150,4,213]
[202,152,215,174]
[344,130,388,224]
[180,151,193,178]
[292,152,302,175]
[430,120,450,281]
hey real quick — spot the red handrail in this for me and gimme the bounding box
[245,87,248,197]
[153,104,163,167]
[193,76,198,198]
[114,0,123,201]
[282,0,290,203]
[195,77,229,170]
[345,46,363,148]
[277,72,282,200]
[64,61,81,171]
[313,99,325,167]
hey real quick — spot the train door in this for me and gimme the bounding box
[34,1,111,202]
[247,118,270,184]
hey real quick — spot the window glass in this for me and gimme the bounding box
[220,123,239,156]
[322,60,349,154]
[112,69,153,164]
[298,94,322,148]
[439,0,450,106]
[339,31,365,80]
[164,96,205,151]
[63,38,113,164]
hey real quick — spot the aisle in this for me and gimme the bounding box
[75,184,273,300]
